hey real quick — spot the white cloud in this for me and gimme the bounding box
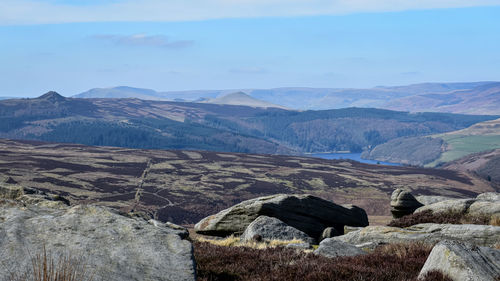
[1,0,500,25]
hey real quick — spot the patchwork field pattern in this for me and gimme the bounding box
[0,138,494,224]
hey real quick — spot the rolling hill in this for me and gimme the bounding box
[1,92,496,155]
[0,138,494,225]
[202,92,286,109]
[72,81,500,114]
[363,118,500,166]
[383,82,500,115]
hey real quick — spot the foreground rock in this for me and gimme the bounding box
[241,215,315,244]
[314,239,366,258]
[390,189,423,218]
[0,202,196,281]
[195,194,368,239]
[333,223,500,248]
[418,240,500,281]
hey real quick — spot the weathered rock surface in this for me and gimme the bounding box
[476,192,500,201]
[314,239,366,258]
[415,192,500,219]
[415,195,456,206]
[390,189,424,218]
[241,215,315,244]
[194,194,368,239]
[333,223,500,248]
[320,227,341,241]
[468,200,500,218]
[285,242,312,250]
[418,240,500,281]
[415,199,475,214]
[0,201,196,281]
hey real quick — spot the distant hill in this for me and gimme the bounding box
[202,92,287,109]
[76,86,168,100]
[383,82,500,115]
[0,91,497,155]
[364,118,500,167]
[72,81,500,114]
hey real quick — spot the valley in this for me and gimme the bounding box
[0,138,494,225]
[1,92,496,157]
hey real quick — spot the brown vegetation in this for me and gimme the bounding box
[0,138,493,225]
[388,210,492,228]
[194,241,452,281]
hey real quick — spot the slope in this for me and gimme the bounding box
[364,118,500,167]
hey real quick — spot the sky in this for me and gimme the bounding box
[1,1,500,97]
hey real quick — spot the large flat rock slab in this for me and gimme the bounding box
[333,223,500,248]
[194,194,368,239]
[0,203,196,281]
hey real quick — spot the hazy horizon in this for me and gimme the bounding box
[1,1,500,97]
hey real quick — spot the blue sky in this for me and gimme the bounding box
[1,1,500,97]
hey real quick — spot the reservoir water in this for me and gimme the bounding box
[309,152,402,166]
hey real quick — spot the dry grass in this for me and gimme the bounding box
[490,214,500,226]
[9,246,94,281]
[376,242,433,259]
[196,235,306,250]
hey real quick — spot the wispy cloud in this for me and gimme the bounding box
[92,34,194,49]
[1,0,500,25]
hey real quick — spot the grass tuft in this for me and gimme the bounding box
[9,246,94,281]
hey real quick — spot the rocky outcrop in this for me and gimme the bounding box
[333,223,500,248]
[241,215,315,244]
[0,201,196,281]
[418,240,500,281]
[476,192,500,201]
[415,192,500,219]
[314,239,366,258]
[415,195,456,206]
[390,189,423,218]
[415,199,476,214]
[194,194,368,240]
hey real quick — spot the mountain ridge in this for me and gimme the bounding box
[1,91,497,156]
[72,81,500,114]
